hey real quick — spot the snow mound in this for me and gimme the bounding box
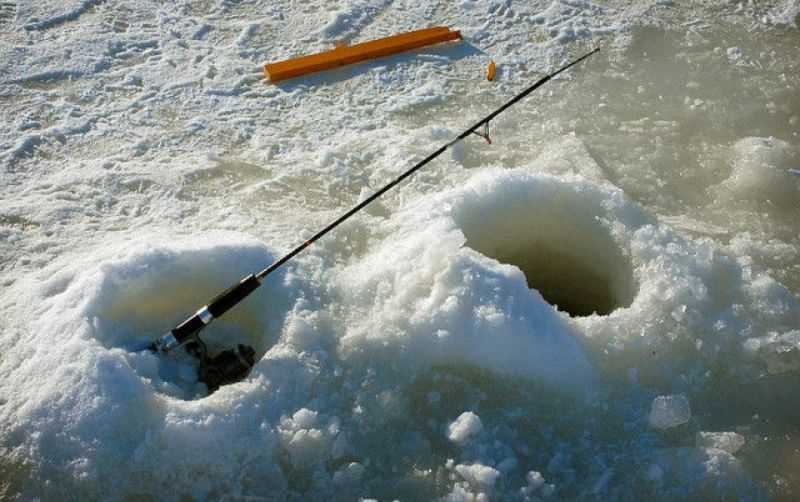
[0,234,303,498]
[336,170,601,394]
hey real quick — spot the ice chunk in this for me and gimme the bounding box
[527,471,545,491]
[726,46,743,63]
[333,462,365,484]
[278,409,343,468]
[696,432,745,454]
[288,408,319,430]
[649,447,757,497]
[285,429,324,468]
[530,134,609,182]
[744,331,800,374]
[520,470,546,496]
[447,411,483,445]
[455,463,501,490]
[649,394,691,429]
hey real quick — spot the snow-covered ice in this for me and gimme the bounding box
[1,0,799,499]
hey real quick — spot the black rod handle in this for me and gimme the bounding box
[207,274,261,317]
[151,274,261,352]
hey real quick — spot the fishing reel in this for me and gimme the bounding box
[149,274,262,392]
[184,336,256,393]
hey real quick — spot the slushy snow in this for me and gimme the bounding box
[1,0,799,499]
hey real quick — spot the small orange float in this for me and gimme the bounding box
[264,26,462,83]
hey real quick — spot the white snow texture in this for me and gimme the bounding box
[1,0,799,499]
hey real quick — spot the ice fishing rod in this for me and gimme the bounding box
[150,48,600,391]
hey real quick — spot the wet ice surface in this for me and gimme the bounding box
[1,0,799,499]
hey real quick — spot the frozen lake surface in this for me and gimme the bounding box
[1,0,799,499]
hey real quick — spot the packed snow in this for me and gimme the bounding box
[1,0,799,499]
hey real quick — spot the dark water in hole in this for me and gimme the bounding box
[480,245,618,317]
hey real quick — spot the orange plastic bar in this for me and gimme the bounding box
[264,26,461,83]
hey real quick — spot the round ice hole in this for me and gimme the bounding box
[456,178,636,317]
[85,239,294,398]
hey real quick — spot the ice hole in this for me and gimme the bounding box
[457,182,636,317]
[88,243,291,398]
[100,273,278,356]
[480,245,621,316]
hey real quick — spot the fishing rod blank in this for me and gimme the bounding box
[151,48,600,359]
